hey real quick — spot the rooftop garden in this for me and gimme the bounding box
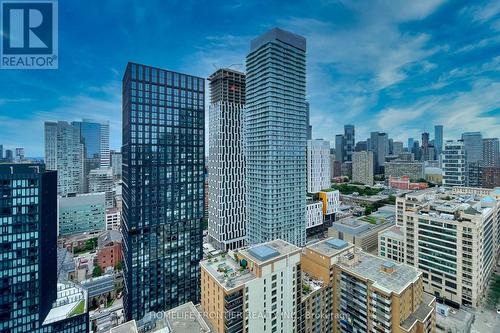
[330,184,384,196]
[69,300,85,317]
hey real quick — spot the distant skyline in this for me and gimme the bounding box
[0,0,499,156]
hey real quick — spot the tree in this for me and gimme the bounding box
[93,266,103,277]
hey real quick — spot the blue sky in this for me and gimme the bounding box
[0,0,499,156]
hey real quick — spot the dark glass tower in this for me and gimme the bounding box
[122,63,205,320]
[0,164,88,333]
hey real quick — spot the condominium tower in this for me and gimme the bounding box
[207,68,246,251]
[44,121,84,196]
[306,139,331,193]
[343,124,355,162]
[245,28,307,246]
[352,150,374,186]
[121,63,205,320]
[0,164,88,333]
[483,138,499,166]
[434,125,443,156]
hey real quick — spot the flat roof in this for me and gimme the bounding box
[250,27,306,52]
[339,252,421,294]
[165,301,212,333]
[200,254,256,291]
[248,245,280,261]
[110,321,139,333]
[379,225,404,241]
[307,237,354,258]
[240,239,300,265]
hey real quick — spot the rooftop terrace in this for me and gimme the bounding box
[201,253,255,291]
[239,239,300,264]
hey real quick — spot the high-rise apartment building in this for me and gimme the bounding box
[100,121,110,167]
[110,150,122,179]
[122,63,205,320]
[0,164,88,333]
[207,68,246,251]
[201,240,302,333]
[334,250,436,333]
[483,138,499,167]
[442,140,466,187]
[245,28,307,246]
[44,121,85,196]
[462,132,483,162]
[306,139,331,193]
[434,125,443,156]
[399,187,499,308]
[343,125,355,162]
[352,150,374,186]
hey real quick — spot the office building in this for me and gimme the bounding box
[44,121,85,196]
[4,149,13,162]
[88,167,114,208]
[328,206,395,252]
[122,63,205,320]
[466,161,483,187]
[370,132,389,174]
[110,150,122,179]
[408,138,414,151]
[335,134,344,162]
[378,225,405,263]
[0,164,88,333]
[200,240,302,333]
[334,250,436,333]
[399,187,500,307]
[207,68,246,251]
[355,140,367,152]
[352,150,374,186]
[442,140,466,187]
[343,125,355,162]
[421,132,430,161]
[58,192,106,236]
[100,121,110,167]
[483,138,499,167]
[462,132,483,162]
[0,144,3,159]
[245,28,307,246]
[434,125,443,156]
[307,139,331,193]
[393,141,404,155]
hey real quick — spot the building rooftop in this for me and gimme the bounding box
[239,239,301,265]
[164,301,212,333]
[98,230,122,248]
[250,27,306,52]
[200,253,256,291]
[42,283,87,325]
[331,206,395,237]
[379,225,404,241]
[110,320,139,333]
[59,192,106,207]
[339,251,421,294]
[307,237,354,258]
[80,274,115,298]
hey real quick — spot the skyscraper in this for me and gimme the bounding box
[443,140,466,187]
[434,125,443,156]
[462,132,483,162]
[0,144,3,159]
[207,68,246,251]
[122,63,205,320]
[72,119,111,190]
[421,132,430,161]
[44,121,85,196]
[483,138,499,166]
[407,138,414,151]
[306,101,312,140]
[370,132,388,174]
[343,124,355,162]
[245,28,307,246]
[335,134,345,162]
[307,139,331,193]
[0,164,88,333]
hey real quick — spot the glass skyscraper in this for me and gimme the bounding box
[343,125,355,162]
[0,164,88,333]
[434,125,443,156]
[245,28,307,247]
[121,63,205,320]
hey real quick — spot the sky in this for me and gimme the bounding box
[0,0,499,156]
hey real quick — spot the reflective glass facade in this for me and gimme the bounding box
[122,63,205,320]
[0,164,88,333]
